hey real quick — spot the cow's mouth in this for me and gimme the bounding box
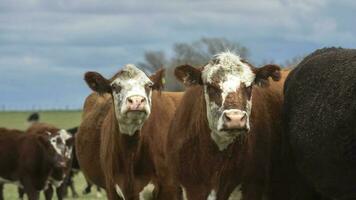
[220,127,249,134]
[126,110,146,114]
[125,110,148,119]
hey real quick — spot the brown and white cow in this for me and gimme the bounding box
[76,64,183,200]
[0,126,73,200]
[26,122,74,200]
[167,52,290,200]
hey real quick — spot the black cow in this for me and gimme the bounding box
[64,127,102,198]
[283,47,356,200]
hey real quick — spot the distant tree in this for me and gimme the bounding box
[283,55,304,68]
[138,37,249,91]
[137,51,168,73]
[171,37,249,67]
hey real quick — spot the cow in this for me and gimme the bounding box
[64,126,103,198]
[283,47,356,200]
[166,52,290,200]
[76,64,183,200]
[25,122,74,200]
[0,126,72,200]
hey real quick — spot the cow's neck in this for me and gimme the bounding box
[111,115,154,197]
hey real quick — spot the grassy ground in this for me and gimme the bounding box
[0,111,107,200]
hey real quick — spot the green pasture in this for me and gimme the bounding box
[0,110,107,200]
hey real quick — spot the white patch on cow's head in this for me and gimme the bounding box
[115,184,125,199]
[139,182,155,200]
[48,131,64,156]
[207,189,217,200]
[47,130,73,159]
[110,64,154,136]
[228,184,242,200]
[201,52,255,151]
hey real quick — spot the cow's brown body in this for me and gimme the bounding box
[0,128,56,200]
[76,91,183,199]
[167,70,290,200]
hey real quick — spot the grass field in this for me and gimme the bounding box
[0,111,107,200]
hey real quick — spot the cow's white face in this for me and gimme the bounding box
[85,65,165,136]
[175,52,281,151]
[47,129,73,168]
[201,53,255,149]
[110,65,154,135]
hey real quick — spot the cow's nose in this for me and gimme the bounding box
[223,110,247,130]
[126,95,146,111]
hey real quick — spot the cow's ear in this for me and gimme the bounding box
[253,64,281,87]
[149,68,165,91]
[175,65,202,86]
[84,71,112,94]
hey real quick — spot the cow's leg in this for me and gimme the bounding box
[183,186,209,200]
[0,183,4,200]
[56,184,66,200]
[156,182,182,200]
[106,183,123,200]
[241,183,265,200]
[22,178,40,200]
[44,185,54,200]
[82,181,92,194]
[68,177,79,198]
[18,187,25,199]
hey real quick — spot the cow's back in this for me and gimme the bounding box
[76,92,111,188]
[283,48,356,199]
[0,129,23,180]
[26,122,59,135]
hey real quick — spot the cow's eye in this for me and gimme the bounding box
[112,84,122,93]
[51,138,56,143]
[145,83,153,90]
[245,86,252,97]
[207,84,220,92]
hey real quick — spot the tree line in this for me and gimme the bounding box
[137,37,303,91]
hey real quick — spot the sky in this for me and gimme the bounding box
[0,0,355,110]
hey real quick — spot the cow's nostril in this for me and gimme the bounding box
[241,114,247,122]
[224,114,231,122]
[141,98,146,103]
[128,98,133,104]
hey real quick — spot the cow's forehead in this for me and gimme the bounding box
[58,129,72,140]
[202,52,255,86]
[111,64,152,86]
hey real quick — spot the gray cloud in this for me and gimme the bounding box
[0,0,355,109]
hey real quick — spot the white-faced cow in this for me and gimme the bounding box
[0,125,73,200]
[25,122,74,200]
[76,65,183,200]
[167,52,291,200]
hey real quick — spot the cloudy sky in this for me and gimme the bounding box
[0,0,355,110]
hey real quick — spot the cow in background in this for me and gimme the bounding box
[25,122,74,200]
[0,126,72,200]
[64,126,103,198]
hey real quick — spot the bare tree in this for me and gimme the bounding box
[172,37,249,67]
[138,37,249,91]
[137,51,167,73]
[282,55,304,68]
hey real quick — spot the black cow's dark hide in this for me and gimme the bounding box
[283,47,356,200]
